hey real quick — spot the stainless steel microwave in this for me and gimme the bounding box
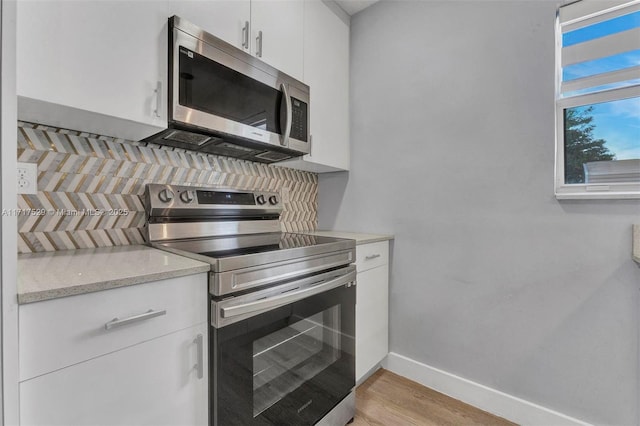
[144,16,310,164]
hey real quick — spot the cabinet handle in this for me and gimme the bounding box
[256,30,263,57]
[194,333,204,380]
[365,254,381,260]
[104,309,166,330]
[153,80,162,118]
[242,21,249,49]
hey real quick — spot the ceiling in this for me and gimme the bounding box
[334,0,380,16]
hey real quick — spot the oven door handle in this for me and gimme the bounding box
[221,270,355,319]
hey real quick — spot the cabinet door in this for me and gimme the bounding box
[168,0,251,51]
[16,0,168,130]
[20,324,208,426]
[356,264,389,382]
[279,1,350,172]
[251,0,304,80]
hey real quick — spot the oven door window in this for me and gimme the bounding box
[253,305,341,417]
[212,285,355,426]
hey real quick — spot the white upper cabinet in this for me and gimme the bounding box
[167,0,303,80]
[16,0,169,140]
[250,0,304,81]
[167,1,251,52]
[16,0,344,154]
[279,0,350,172]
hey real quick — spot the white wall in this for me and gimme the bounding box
[319,1,640,424]
[1,0,19,424]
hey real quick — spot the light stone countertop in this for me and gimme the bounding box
[18,245,210,304]
[634,225,640,265]
[302,230,394,245]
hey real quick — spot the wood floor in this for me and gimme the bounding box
[353,369,517,426]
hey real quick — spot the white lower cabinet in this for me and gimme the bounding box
[18,274,208,425]
[355,241,390,382]
[20,324,208,426]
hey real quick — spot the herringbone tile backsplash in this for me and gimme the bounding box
[17,121,318,253]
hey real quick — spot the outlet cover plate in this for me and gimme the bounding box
[17,162,37,195]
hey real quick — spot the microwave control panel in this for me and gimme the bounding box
[290,97,308,142]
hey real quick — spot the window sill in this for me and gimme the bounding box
[555,183,640,200]
[555,192,640,200]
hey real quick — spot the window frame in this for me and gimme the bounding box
[554,0,640,199]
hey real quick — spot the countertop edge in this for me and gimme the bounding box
[354,235,394,245]
[18,264,211,305]
[304,231,394,246]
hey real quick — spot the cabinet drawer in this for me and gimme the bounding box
[19,273,207,381]
[356,241,389,272]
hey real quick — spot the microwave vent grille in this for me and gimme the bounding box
[164,130,211,146]
[255,151,291,161]
[217,142,255,153]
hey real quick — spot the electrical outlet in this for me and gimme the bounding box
[17,162,38,195]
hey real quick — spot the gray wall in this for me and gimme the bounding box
[318,1,640,424]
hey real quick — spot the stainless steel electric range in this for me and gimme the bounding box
[144,184,356,426]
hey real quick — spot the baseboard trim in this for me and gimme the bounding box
[383,352,591,426]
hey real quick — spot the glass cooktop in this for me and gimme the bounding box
[156,233,350,259]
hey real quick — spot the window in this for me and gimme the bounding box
[555,0,640,199]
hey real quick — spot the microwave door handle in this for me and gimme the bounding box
[280,83,292,147]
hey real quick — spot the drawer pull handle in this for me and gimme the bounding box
[194,334,204,379]
[104,309,166,330]
[365,254,381,260]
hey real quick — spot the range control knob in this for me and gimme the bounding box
[268,195,278,205]
[180,190,195,204]
[158,188,174,203]
[256,195,267,205]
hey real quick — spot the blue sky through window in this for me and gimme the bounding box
[575,98,640,160]
[563,10,640,160]
[562,49,640,81]
[563,11,640,46]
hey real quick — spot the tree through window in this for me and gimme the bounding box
[555,0,640,199]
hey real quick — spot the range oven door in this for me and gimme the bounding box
[211,267,356,426]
